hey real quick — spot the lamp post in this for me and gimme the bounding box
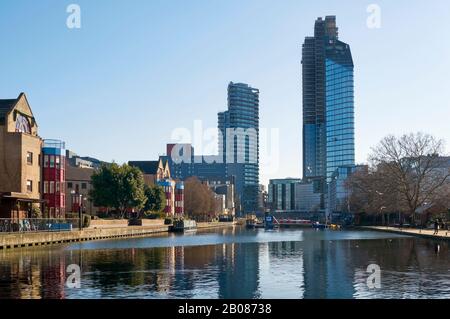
[379,206,386,227]
[79,194,83,230]
[71,190,83,231]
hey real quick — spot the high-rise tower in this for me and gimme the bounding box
[302,16,355,196]
[219,82,260,214]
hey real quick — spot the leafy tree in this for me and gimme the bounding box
[90,163,117,211]
[117,164,147,217]
[144,184,166,214]
[90,163,147,218]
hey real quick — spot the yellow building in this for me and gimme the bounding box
[0,93,43,219]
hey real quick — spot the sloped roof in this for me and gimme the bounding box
[128,161,160,175]
[0,98,18,122]
[0,93,34,125]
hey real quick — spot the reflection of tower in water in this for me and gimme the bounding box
[217,242,260,299]
[155,246,177,293]
[302,234,355,298]
[155,246,190,294]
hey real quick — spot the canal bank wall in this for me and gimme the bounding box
[197,222,234,229]
[0,221,235,250]
[363,226,450,241]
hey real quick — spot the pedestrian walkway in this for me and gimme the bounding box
[366,226,450,241]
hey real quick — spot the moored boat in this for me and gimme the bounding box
[170,219,197,232]
[312,222,327,229]
[246,219,257,229]
[245,215,258,229]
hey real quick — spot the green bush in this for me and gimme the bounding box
[65,212,78,219]
[96,211,110,219]
[128,218,143,226]
[31,206,42,218]
[164,218,173,225]
[146,212,165,219]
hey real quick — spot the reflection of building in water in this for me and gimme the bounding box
[15,256,43,299]
[155,246,177,293]
[352,238,449,298]
[0,249,66,299]
[217,242,260,299]
[173,246,196,298]
[302,234,355,298]
[257,241,305,298]
[41,251,66,299]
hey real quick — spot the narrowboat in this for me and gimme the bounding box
[170,219,197,232]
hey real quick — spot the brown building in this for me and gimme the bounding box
[129,159,171,185]
[65,164,99,216]
[0,93,43,219]
[129,159,184,216]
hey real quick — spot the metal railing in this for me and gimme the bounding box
[0,218,80,233]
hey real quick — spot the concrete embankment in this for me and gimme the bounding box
[363,226,450,241]
[0,221,235,250]
[197,222,234,229]
[0,225,169,250]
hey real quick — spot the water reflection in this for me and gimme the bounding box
[0,227,449,299]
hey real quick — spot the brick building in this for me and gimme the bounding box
[129,159,184,217]
[42,140,66,218]
[0,93,43,219]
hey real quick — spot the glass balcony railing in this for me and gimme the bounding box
[43,139,66,149]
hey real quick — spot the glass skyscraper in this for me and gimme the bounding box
[325,53,354,182]
[218,82,260,214]
[302,16,355,193]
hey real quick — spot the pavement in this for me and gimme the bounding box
[366,226,450,240]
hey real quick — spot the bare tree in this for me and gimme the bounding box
[369,133,450,221]
[184,177,216,222]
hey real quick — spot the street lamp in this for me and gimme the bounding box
[71,190,83,231]
[379,206,386,227]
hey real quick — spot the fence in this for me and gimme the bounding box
[0,218,80,233]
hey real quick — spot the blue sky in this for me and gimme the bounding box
[1,0,449,186]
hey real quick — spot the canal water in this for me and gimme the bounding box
[0,226,449,299]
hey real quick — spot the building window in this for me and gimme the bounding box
[68,182,73,189]
[26,180,33,192]
[81,183,87,190]
[50,181,54,194]
[56,156,60,169]
[15,113,31,134]
[44,181,49,194]
[56,182,60,193]
[49,155,55,168]
[50,207,54,217]
[44,155,49,168]
[27,152,33,165]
